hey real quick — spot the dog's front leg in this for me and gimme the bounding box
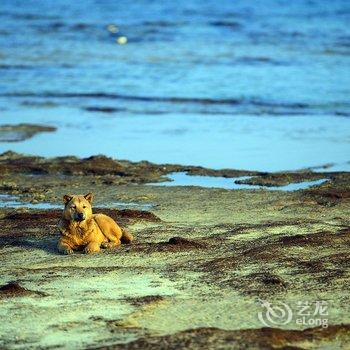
[84,242,101,254]
[58,238,74,255]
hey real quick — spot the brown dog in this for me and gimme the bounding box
[57,193,133,254]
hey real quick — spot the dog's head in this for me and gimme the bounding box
[63,193,93,222]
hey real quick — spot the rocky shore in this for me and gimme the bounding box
[0,152,349,349]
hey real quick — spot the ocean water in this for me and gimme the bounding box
[0,0,349,171]
[147,172,329,191]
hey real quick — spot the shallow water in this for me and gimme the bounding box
[0,0,349,171]
[149,172,329,191]
[0,194,60,209]
[0,194,153,210]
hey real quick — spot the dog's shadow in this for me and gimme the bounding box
[1,236,60,255]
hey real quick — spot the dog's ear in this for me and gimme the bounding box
[84,193,93,203]
[63,194,73,205]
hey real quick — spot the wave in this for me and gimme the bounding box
[1,92,309,108]
[2,92,350,116]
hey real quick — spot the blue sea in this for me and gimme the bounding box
[0,0,349,171]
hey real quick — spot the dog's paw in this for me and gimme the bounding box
[61,247,74,255]
[101,242,120,249]
[84,244,100,254]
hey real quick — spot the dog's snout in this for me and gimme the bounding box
[76,212,86,221]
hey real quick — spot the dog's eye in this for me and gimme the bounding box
[83,205,87,209]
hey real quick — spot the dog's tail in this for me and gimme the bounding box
[121,228,133,244]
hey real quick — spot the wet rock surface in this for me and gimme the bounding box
[234,172,328,187]
[0,152,349,349]
[0,151,348,191]
[0,124,56,142]
[0,151,260,180]
[96,325,350,350]
[0,281,46,298]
